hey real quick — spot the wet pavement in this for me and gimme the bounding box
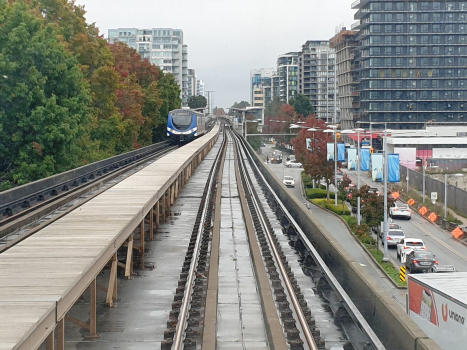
[53,138,223,350]
[217,135,269,349]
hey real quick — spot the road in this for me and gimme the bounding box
[260,143,407,307]
[344,168,467,272]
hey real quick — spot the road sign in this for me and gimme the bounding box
[400,266,406,282]
[431,192,437,200]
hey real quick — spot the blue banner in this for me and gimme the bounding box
[347,148,357,170]
[361,148,370,171]
[371,154,384,182]
[327,143,334,161]
[388,154,400,182]
[337,143,346,162]
[306,138,311,150]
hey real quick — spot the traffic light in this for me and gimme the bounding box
[370,147,374,154]
[336,132,341,140]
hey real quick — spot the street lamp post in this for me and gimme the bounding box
[422,165,426,203]
[307,128,317,189]
[382,129,389,262]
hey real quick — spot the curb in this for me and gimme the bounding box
[300,180,406,289]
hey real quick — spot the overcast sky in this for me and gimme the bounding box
[76,0,355,109]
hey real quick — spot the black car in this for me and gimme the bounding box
[405,250,437,273]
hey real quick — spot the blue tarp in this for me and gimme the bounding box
[338,143,346,162]
[361,148,370,171]
[388,154,401,182]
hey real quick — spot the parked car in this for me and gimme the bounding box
[405,250,437,273]
[389,202,411,220]
[283,176,295,188]
[284,159,303,168]
[397,238,427,259]
[382,229,406,246]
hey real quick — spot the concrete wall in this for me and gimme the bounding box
[246,143,441,350]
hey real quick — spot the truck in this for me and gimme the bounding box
[407,273,467,349]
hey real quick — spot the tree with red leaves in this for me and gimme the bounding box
[291,115,336,200]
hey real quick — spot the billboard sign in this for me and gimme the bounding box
[388,154,401,182]
[348,148,357,170]
[371,154,384,182]
[327,143,334,161]
[361,148,370,171]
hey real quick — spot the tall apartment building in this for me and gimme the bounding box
[274,53,299,103]
[197,80,205,97]
[330,30,358,130]
[298,41,339,122]
[351,0,467,129]
[250,68,274,107]
[108,28,188,105]
[187,69,196,99]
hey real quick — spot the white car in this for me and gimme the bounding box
[396,238,427,259]
[283,176,295,188]
[284,159,303,168]
[383,229,406,246]
[389,202,411,220]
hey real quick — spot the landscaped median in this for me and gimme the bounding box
[302,173,407,288]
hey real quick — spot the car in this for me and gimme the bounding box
[284,159,303,168]
[389,202,411,220]
[397,238,427,259]
[261,142,266,147]
[270,153,282,164]
[405,250,437,273]
[283,176,295,188]
[381,229,405,246]
[375,221,401,236]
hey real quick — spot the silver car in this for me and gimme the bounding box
[284,159,303,168]
[383,229,406,246]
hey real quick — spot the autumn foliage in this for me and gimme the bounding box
[0,0,181,189]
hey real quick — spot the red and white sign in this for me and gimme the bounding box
[408,278,467,349]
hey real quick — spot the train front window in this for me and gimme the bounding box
[172,112,193,129]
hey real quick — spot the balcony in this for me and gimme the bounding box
[352,102,360,108]
[351,21,361,30]
[352,91,360,96]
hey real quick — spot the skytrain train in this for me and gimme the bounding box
[167,108,207,143]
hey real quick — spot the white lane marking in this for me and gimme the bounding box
[359,263,367,267]
[412,220,467,262]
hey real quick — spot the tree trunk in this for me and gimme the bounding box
[326,181,330,201]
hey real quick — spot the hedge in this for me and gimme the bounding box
[325,202,350,215]
[306,188,335,199]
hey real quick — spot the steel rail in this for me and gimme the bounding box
[233,131,319,350]
[171,126,227,350]
[236,131,385,349]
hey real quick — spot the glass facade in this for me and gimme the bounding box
[275,53,299,103]
[352,0,467,129]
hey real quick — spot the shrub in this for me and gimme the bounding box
[324,202,350,215]
[306,188,335,199]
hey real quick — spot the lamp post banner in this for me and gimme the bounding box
[361,148,370,171]
[338,143,346,162]
[306,138,311,150]
[371,153,384,182]
[327,143,334,161]
[348,148,357,170]
[388,154,401,182]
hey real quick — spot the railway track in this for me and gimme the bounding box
[0,141,178,249]
[161,122,384,350]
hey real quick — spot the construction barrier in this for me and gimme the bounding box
[407,198,415,206]
[428,212,438,223]
[418,206,428,216]
[400,266,406,282]
[392,191,400,200]
[452,227,464,239]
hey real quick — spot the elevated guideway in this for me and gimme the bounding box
[0,126,219,350]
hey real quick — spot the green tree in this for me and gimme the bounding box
[228,100,250,115]
[154,72,181,142]
[188,95,207,109]
[0,0,91,187]
[265,96,284,118]
[289,94,315,117]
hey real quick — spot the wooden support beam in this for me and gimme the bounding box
[155,201,160,229]
[162,191,166,221]
[65,315,90,331]
[149,207,154,240]
[97,284,108,293]
[89,278,99,338]
[57,318,65,350]
[140,220,145,254]
[106,253,118,306]
[46,329,54,350]
[175,178,179,199]
[125,235,133,279]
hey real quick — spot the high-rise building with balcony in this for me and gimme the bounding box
[330,30,358,130]
[187,69,196,99]
[196,79,205,97]
[250,68,274,107]
[108,28,188,105]
[274,52,299,103]
[298,41,339,122]
[351,0,467,129]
